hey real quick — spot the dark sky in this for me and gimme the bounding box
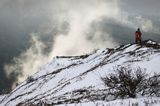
[0,0,160,94]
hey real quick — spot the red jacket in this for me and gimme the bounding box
[135,31,141,39]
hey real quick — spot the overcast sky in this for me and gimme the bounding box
[0,0,160,94]
[120,0,160,16]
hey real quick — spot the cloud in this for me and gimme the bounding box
[2,0,160,85]
[49,0,120,56]
[4,0,120,82]
[4,34,49,82]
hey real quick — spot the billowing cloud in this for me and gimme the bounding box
[4,0,120,82]
[4,35,49,82]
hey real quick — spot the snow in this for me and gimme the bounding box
[147,40,157,44]
[56,97,160,106]
[122,44,139,53]
[0,95,6,101]
[0,43,160,106]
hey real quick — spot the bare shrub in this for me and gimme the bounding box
[27,76,35,83]
[145,74,160,96]
[101,66,147,99]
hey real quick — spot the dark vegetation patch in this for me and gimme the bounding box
[101,66,160,99]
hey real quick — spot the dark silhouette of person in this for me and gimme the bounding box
[135,28,142,44]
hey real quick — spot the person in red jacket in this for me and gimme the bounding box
[135,28,142,44]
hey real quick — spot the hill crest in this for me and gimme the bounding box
[0,40,160,106]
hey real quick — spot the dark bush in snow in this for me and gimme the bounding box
[101,66,160,99]
[27,76,35,83]
[144,74,160,97]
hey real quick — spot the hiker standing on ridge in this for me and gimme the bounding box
[135,28,142,44]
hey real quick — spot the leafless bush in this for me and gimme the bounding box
[26,76,35,83]
[144,74,160,96]
[101,66,160,99]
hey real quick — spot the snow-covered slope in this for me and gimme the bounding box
[1,40,160,106]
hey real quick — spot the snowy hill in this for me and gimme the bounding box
[0,40,160,106]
